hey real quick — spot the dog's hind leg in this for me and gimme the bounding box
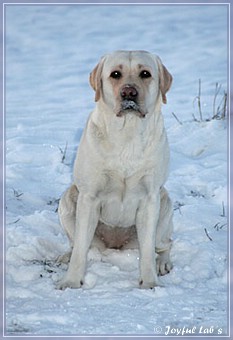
[155,187,173,276]
[57,184,78,263]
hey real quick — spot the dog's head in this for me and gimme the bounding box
[90,50,172,118]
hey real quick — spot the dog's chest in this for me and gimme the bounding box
[85,115,167,227]
[97,130,159,227]
[106,126,153,177]
[98,169,149,228]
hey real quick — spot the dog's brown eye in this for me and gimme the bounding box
[140,70,151,79]
[110,71,122,79]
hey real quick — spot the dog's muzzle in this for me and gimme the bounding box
[117,85,146,118]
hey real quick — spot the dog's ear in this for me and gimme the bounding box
[89,56,106,102]
[156,57,173,104]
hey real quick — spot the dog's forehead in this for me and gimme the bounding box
[103,51,158,71]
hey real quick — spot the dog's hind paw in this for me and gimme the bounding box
[55,251,72,264]
[156,251,173,276]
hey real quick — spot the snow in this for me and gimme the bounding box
[4,2,229,337]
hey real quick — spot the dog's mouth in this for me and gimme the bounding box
[116,100,146,118]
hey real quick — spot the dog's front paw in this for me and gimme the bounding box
[139,274,162,289]
[56,277,84,290]
[139,279,156,289]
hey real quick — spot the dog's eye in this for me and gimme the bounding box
[110,71,122,79]
[140,70,152,79]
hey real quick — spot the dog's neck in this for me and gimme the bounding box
[91,99,163,144]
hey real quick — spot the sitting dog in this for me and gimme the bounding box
[57,50,173,289]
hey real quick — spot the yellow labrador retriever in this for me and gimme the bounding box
[57,50,173,289]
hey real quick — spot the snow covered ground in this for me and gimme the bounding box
[4,3,229,337]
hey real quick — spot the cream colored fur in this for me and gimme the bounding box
[57,50,173,289]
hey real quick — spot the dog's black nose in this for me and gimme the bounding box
[120,85,138,100]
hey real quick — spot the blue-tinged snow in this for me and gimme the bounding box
[5,4,229,336]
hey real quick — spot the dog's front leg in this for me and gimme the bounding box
[136,192,161,289]
[57,193,99,290]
